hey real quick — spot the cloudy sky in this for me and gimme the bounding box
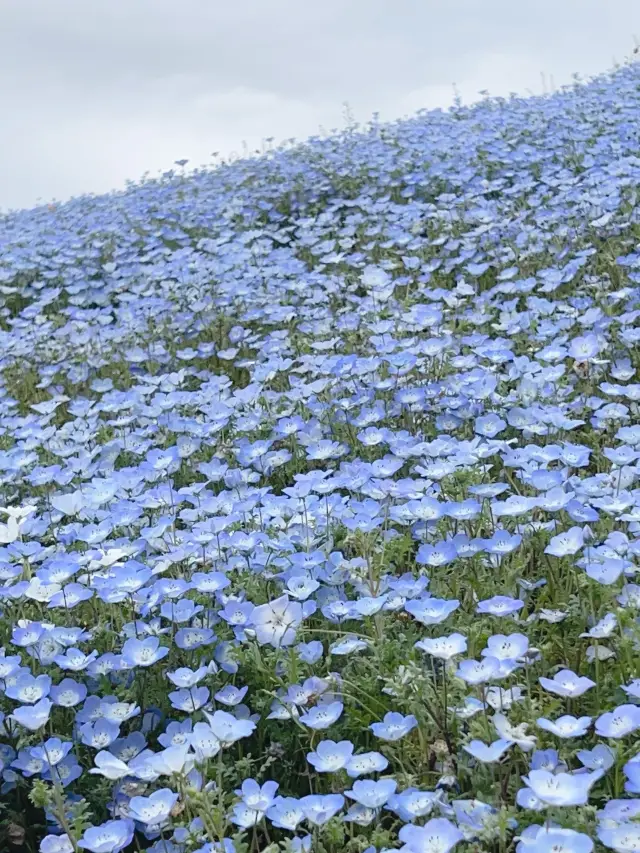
[0,0,637,210]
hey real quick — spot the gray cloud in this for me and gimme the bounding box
[0,0,637,209]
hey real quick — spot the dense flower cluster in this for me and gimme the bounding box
[1,62,640,853]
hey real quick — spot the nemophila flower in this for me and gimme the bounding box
[237,779,279,813]
[99,698,140,724]
[584,558,627,585]
[624,758,640,794]
[475,414,506,438]
[266,796,304,831]
[89,751,131,781]
[43,754,82,787]
[398,818,463,853]
[307,739,354,772]
[482,633,528,661]
[202,709,256,745]
[188,721,221,761]
[10,697,52,731]
[346,751,389,777]
[159,719,193,749]
[169,686,210,712]
[515,786,545,812]
[167,666,208,689]
[463,738,512,763]
[405,597,460,625]
[529,749,564,773]
[370,711,417,741]
[49,678,87,707]
[299,793,344,825]
[485,684,525,710]
[80,719,121,749]
[174,627,215,650]
[537,715,592,739]
[53,647,98,671]
[299,701,343,730]
[596,704,640,738]
[145,744,195,778]
[387,788,440,821]
[493,714,537,751]
[618,584,640,609]
[296,640,324,664]
[581,612,617,639]
[492,495,538,518]
[345,778,397,809]
[5,672,51,703]
[330,635,369,655]
[569,333,600,362]
[545,526,585,557]
[78,819,135,853]
[250,595,303,647]
[47,583,93,609]
[110,732,147,763]
[521,769,603,806]
[159,599,203,623]
[286,676,330,706]
[40,835,75,853]
[526,827,594,853]
[286,574,320,600]
[598,798,640,826]
[215,684,248,706]
[539,669,595,698]
[231,802,264,829]
[415,633,467,660]
[476,595,524,617]
[576,744,615,772]
[121,636,169,668]
[456,657,500,685]
[598,822,640,852]
[13,749,45,777]
[624,680,640,700]
[416,542,457,567]
[31,737,73,768]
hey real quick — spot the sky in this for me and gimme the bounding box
[0,0,637,210]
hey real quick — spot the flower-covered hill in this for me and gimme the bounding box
[2,63,640,853]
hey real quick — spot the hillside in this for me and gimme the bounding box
[1,64,640,852]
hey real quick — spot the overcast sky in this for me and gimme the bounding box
[0,0,637,210]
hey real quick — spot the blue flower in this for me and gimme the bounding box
[596,704,640,738]
[251,595,303,648]
[405,597,460,625]
[10,698,52,731]
[307,739,354,772]
[237,778,279,812]
[266,796,304,831]
[339,750,387,778]
[539,669,595,698]
[299,701,344,730]
[545,526,585,557]
[345,778,396,808]
[463,738,512,763]
[370,712,417,741]
[398,818,463,853]
[476,596,524,617]
[521,769,603,806]
[121,636,169,668]
[415,633,467,660]
[78,819,135,853]
[299,793,344,825]
[526,827,593,853]
[537,715,592,739]
[202,710,256,746]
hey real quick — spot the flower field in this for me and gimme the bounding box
[3,63,640,853]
